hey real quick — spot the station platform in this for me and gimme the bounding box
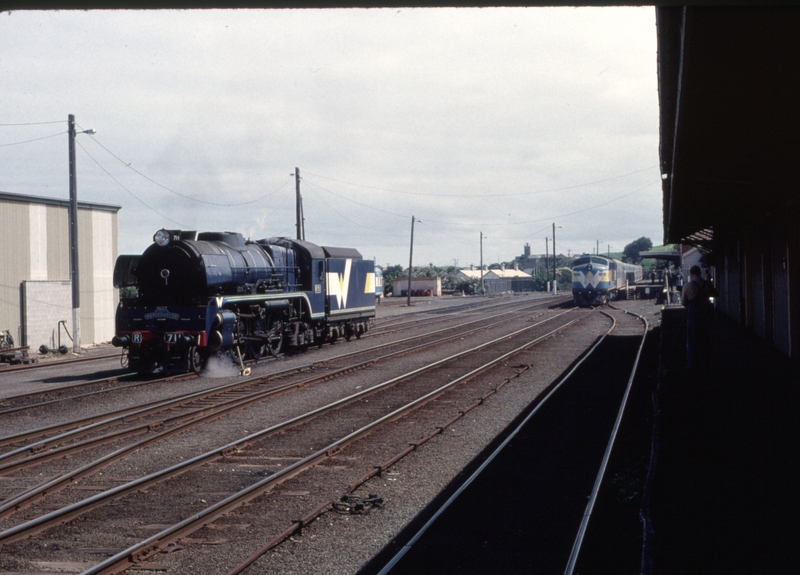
[646,307,800,574]
[362,304,800,574]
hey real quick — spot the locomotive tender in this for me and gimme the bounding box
[112,229,376,375]
[571,254,642,306]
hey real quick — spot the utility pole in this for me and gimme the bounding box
[407,216,416,307]
[552,223,557,295]
[545,237,549,291]
[294,167,304,241]
[480,231,485,295]
[68,115,81,354]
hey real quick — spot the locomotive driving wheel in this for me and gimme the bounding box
[265,318,283,356]
[245,311,269,360]
[189,346,205,375]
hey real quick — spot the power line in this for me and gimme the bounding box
[301,178,410,219]
[302,165,660,199]
[424,181,660,227]
[0,120,63,126]
[0,131,66,147]
[303,169,659,229]
[84,135,292,207]
[76,140,187,227]
[304,186,384,231]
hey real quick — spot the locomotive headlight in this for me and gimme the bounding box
[154,229,171,247]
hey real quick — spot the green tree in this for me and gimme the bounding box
[454,277,481,295]
[382,264,406,296]
[623,237,653,264]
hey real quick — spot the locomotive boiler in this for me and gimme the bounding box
[112,229,376,375]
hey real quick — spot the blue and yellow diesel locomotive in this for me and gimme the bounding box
[112,229,376,375]
[374,265,384,300]
[571,254,642,306]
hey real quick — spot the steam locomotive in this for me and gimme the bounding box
[571,254,642,306]
[112,229,376,375]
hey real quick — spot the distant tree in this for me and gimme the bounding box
[557,268,573,291]
[623,237,653,264]
[383,264,406,296]
[531,269,551,292]
[454,277,481,295]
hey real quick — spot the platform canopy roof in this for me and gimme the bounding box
[657,7,800,247]
[639,250,681,263]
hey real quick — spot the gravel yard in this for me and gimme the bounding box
[0,294,663,575]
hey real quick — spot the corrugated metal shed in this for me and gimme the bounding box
[0,191,120,348]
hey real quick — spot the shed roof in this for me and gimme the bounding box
[484,269,532,279]
[0,190,121,213]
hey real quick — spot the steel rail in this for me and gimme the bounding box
[368,295,563,333]
[563,306,649,575]
[0,373,147,415]
[373,293,561,321]
[0,304,574,519]
[0,351,122,373]
[375,311,617,575]
[0,310,581,550]
[0,296,556,452]
[80,312,588,575]
[0,298,553,418]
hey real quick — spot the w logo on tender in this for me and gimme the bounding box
[326,259,352,310]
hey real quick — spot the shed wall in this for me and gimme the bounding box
[393,277,442,296]
[0,194,119,347]
[21,281,73,351]
[0,201,30,343]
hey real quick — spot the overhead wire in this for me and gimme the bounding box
[75,140,187,227]
[0,131,66,147]
[83,135,292,207]
[302,164,660,198]
[0,120,64,126]
[424,181,660,227]
[301,178,410,220]
[303,185,384,231]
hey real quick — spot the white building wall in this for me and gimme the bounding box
[21,281,73,351]
[29,204,48,281]
[0,192,120,348]
[393,277,442,296]
[0,200,30,343]
[91,210,117,343]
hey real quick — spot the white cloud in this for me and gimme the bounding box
[1,7,661,266]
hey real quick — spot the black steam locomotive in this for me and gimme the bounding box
[112,229,376,375]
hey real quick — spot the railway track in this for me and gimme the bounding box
[0,303,575,521]
[0,295,564,416]
[370,304,650,575]
[0,303,600,574]
[0,350,122,373]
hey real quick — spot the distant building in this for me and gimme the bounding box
[394,276,442,297]
[456,265,485,282]
[483,263,534,293]
[457,264,534,294]
[0,191,120,350]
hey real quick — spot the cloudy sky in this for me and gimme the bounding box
[1,7,661,268]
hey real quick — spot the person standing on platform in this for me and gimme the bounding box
[680,265,714,370]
